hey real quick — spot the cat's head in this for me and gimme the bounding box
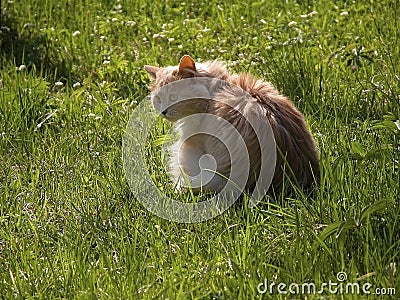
[144,55,230,90]
[144,55,229,122]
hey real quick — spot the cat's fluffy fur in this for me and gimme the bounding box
[145,55,319,195]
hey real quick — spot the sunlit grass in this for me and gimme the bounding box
[0,0,399,299]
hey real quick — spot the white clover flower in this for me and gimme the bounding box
[126,21,136,27]
[111,18,118,22]
[73,30,81,36]
[73,82,81,89]
[168,37,175,42]
[18,65,26,71]
[55,81,63,87]
[308,11,318,17]
[340,11,349,16]
[99,35,106,41]
[301,11,318,18]
[103,60,110,65]
[288,21,297,27]
[178,44,183,49]
[260,19,267,25]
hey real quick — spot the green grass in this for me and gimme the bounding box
[1,0,399,299]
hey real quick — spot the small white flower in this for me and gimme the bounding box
[288,21,297,27]
[18,64,26,71]
[73,82,81,89]
[126,21,136,27]
[168,37,175,42]
[340,11,349,16]
[178,44,183,49]
[260,19,267,24]
[73,30,81,36]
[111,18,118,22]
[308,11,318,17]
[55,81,63,87]
[99,35,106,41]
[103,60,110,65]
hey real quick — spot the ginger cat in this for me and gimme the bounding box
[145,55,319,196]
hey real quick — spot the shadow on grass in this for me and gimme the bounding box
[0,12,71,80]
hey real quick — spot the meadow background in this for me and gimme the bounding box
[0,0,399,299]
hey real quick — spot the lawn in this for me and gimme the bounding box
[0,0,399,299]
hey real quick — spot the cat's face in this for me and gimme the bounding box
[145,55,211,122]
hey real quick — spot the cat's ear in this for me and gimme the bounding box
[178,55,196,73]
[144,65,161,80]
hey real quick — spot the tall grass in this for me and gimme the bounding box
[0,0,399,298]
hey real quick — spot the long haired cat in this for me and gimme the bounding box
[145,55,319,195]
